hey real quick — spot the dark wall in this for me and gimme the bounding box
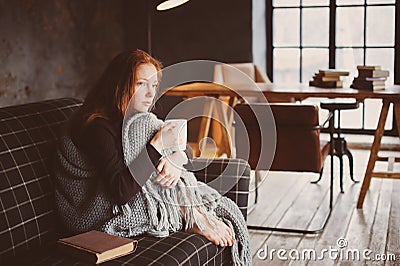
[0,0,147,107]
[0,0,252,107]
[151,0,252,66]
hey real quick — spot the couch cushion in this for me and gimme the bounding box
[187,158,250,220]
[0,98,82,260]
[11,231,230,266]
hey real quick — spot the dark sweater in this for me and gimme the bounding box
[71,117,193,205]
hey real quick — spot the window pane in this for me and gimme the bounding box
[273,9,300,46]
[337,0,364,5]
[273,0,300,7]
[302,8,329,46]
[302,0,329,5]
[366,6,395,46]
[341,105,363,129]
[336,48,363,87]
[273,48,300,83]
[366,48,394,85]
[367,0,395,4]
[364,48,394,131]
[302,49,329,82]
[364,99,393,130]
[336,7,364,46]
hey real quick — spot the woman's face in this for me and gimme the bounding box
[132,63,158,112]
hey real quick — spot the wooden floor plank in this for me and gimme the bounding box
[247,148,400,265]
[289,188,354,266]
[366,179,392,266]
[251,160,334,265]
[247,171,304,227]
[291,155,360,266]
[303,184,359,266]
[249,171,311,260]
[384,179,400,266]
[276,172,330,230]
[259,172,331,266]
[336,179,382,266]
[307,150,377,265]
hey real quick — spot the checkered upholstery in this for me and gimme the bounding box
[0,98,82,259]
[187,158,250,220]
[0,98,250,265]
[22,231,232,266]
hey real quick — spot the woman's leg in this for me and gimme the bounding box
[187,207,235,247]
[178,191,235,247]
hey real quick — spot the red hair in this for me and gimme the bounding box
[75,49,162,126]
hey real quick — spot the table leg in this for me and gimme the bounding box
[228,97,239,158]
[213,100,234,157]
[394,101,400,141]
[196,99,215,157]
[357,99,390,208]
[196,96,238,157]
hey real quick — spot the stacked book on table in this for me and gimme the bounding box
[350,65,389,91]
[309,69,350,88]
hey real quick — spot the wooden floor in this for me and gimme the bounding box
[247,146,400,265]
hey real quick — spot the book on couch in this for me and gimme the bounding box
[58,230,137,264]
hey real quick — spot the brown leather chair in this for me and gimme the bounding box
[234,103,333,234]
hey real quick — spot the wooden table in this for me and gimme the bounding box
[164,82,400,208]
[233,83,400,208]
[162,82,240,157]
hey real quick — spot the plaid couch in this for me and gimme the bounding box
[0,98,250,265]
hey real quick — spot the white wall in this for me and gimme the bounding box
[252,0,266,74]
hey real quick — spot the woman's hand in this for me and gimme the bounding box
[154,151,188,188]
[150,122,181,153]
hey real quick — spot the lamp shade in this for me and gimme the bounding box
[156,0,189,11]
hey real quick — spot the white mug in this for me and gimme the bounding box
[164,119,187,151]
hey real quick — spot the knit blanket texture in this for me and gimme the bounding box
[53,112,250,265]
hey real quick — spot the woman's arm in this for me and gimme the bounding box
[148,123,194,188]
[154,150,187,188]
[76,119,161,205]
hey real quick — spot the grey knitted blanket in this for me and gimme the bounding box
[54,112,250,265]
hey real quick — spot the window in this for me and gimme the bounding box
[268,0,398,135]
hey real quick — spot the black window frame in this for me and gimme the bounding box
[266,0,400,136]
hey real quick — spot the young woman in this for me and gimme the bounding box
[54,50,249,264]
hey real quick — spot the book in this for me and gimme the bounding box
[309,69,349,88]
[58,231,138,264]
[352,79,386,86]
[318,69,350,77]
[351,84,385,91]
[313,73,341,82]
[309,80,343,88]
[357,65,382,70]
[350,80,386,91]
[363,76,387,81]
[357,69,390,78]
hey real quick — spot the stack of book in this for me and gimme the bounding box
[350,65,389,91]
[309,69,350,88]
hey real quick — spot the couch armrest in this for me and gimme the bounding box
[185,158,251,220]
